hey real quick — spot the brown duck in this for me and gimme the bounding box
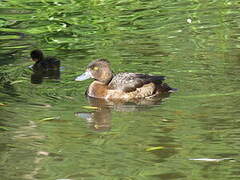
[75,59,176,101]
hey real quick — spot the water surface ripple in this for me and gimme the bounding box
[0,0,240,179]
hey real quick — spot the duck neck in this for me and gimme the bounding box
[38,55,44,62]
[98,71,113,85]
[106,75,113,84]
[104,72,113,85]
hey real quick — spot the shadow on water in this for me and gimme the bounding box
[75,93,171,131]
[0,72,19,97]
[30,68,61,84]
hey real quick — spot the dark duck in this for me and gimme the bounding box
[30,49,60,71]
[75,59,177,101]
[30,50,61,84]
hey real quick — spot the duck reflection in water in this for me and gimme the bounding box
[75,89,170,131]
[75,97,112,131]
[75,91,171,131]
[30,50,61,84]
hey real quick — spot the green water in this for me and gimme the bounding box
[0,0,240,179]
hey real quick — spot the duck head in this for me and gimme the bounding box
[30,50,44,62]
[75,59,113,84]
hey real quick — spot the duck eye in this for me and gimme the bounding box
[93,66,99,71]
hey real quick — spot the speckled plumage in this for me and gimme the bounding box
[109,72,166,92]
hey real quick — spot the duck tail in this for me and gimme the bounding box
[169,87,178,92]
[162,83,178,93]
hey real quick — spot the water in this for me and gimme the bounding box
[0,0,240,179]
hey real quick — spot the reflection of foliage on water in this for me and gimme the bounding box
[0,65,27,97]
[0,73,15,96]
[0,0,240,179]
[1,0,239,63]
[0,61,85,104]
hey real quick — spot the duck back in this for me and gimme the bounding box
[109,72,166,92]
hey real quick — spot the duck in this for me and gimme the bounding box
[75,59,177,101]
[30,49,60,71]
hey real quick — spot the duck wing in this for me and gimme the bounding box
[44,57,60,69]
[109,72,166,92]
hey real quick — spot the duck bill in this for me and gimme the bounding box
[75,71,92,81]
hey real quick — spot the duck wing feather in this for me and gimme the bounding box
[108,72,166,92]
